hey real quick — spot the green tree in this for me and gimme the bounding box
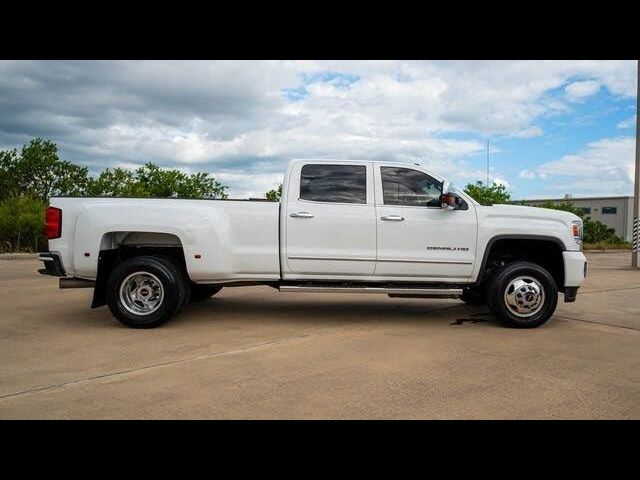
[0,196,47,252]
[265,184,282,201]
[463,181,511,206]
[0,149,19,198]
[1,140,229,201]
[0,138,90,201]
[86,163,228,199]
[86,167,139,197]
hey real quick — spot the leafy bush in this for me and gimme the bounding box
[265,184,282,201]
[463,181,511,206]
[0,196,47,253]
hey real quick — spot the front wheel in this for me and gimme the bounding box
[487,261,558,328]
[106,256,189,328]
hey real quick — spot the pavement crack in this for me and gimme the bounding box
[556,315,640,331]
[0,332,321,401]
[580,286,640,294]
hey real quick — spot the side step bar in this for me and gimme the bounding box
[279,285,462,298]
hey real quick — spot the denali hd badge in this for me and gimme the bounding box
[426,246,469,251]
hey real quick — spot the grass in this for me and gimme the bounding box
[583,242,631,251]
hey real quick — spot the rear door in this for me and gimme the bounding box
[374,165,477,279]
[284,162,377,277]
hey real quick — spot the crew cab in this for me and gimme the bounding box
[38,159,587,329]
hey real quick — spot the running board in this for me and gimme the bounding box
[279,285,462,298]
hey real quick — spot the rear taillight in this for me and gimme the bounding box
[44,207,62,240]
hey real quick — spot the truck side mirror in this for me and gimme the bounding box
[440,192,462,210]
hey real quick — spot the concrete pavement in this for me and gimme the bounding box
[1,252,639,419]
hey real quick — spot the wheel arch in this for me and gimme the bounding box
[475,235,567,291]
[92,231,188,308]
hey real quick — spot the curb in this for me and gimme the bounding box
[583,250,632,254]
[0,253,39,260]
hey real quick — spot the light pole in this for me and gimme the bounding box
[633,60,640,267]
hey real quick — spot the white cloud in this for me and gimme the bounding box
[492,177,510,188]
[214,171,284,199]
[532,137,635,196]
[564,80,601,102]
[617,115,636,129]
[519,169,536,180]
[0,60,637,197]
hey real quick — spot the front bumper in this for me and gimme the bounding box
[38,252,66,277]
[563,251,587,302]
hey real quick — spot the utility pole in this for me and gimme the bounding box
[486,139,490,186]
[633,60,640,267]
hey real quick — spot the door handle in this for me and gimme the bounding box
[290,212,315,218]
[381,215,404,221]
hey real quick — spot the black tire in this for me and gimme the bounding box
[190,284,222,302]
[106,256,189,328]
[156,255,191,313]
[487,261,558,328]
[461,286,485,305]
[485,273,500,313]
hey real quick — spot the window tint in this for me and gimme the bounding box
[300,164,367,204]
[578,207,591,215]
[602,206,617,214]
[381,167,442,207]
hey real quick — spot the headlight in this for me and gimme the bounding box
[571,220,583,249]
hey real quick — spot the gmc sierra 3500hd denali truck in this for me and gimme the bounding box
[38,159,587,329]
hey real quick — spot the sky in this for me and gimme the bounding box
[0,60,637,199]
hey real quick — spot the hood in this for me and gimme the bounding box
[478,204,582,223]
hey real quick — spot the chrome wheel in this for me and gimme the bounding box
[503,275,545,317]
[119,271,164,316]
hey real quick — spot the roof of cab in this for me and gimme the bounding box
[288,158,424,168]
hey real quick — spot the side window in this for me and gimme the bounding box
[381,167,442,207]
[300,164,367,204]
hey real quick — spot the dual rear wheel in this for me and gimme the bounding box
[106,256,221,328]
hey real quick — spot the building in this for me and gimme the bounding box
[521,195,635,242]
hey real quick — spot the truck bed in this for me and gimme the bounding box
[48,197,281,282]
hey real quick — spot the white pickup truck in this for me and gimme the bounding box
[39,159,587,329]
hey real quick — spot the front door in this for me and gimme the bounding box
[284,162,377,277]
[374,165,477,279]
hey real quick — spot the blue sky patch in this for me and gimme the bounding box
[283,71,360,101]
